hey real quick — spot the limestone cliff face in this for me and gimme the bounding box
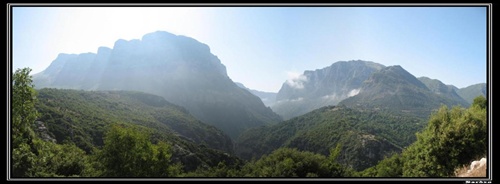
[272,60,384,120]
[33,31,282,139]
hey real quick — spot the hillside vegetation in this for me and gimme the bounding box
[236,105,425,171]
[12,67,488,178]
[360,96,487,177]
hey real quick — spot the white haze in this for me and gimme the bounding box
[285,71,308,89]
[348,89,361,97]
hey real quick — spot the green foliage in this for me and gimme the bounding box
[11,142,37,177]
[324,143,354,177]
[98,124,182,177]
[12,68,91,177]
[35,89,233,153]
[184,161,240,177]
[29,140,90,177]
[12,68,38,149]
[239,147,353,177]
[375,153,403,177]
[360,153,402,177]
[11,68,38,177]
[13,66,486,178]
[241,148,326,177]
[472,95,487,110]
[402,96,487,177]
[236,105,424,171]
[34,88,241,172]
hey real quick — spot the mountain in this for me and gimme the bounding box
[271,60,385,120]
[418,76,469,106]
[457,83,487,104]
[33,31,282,139]
[235,82,277,107]
[235,105,425,171]
[339,66,470,119]
[34,88,242,171]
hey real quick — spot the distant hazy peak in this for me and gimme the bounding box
[97,46,112,54]
[418,76,459,89]
[305,60,385,74]
[371,65,429,89]
[141,30,177,40]
[33,30,281,139]
[235,82,247,89]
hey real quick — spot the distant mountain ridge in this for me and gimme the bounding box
[418,76,470,106]
[235,82,277,107]
[339,65,470,119]
[456,83,487,104]
[33,31,282,139]
[271,60,385,120]
[272,60,477,120]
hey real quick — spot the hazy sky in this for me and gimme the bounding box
[12,6,487,92]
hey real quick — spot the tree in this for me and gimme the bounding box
[11,68,92,177]
[374,153,403,177]
[98,124,181,177]
[402,97,487,177]
[322,143,354,177]
[241,147,353,177]
[11,68,39,177]
[184,161,240,177]
[12,68,38,147]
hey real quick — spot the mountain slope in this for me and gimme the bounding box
[271,60,385,120]
[339,66,470,119]
[235,82,277,107]
[35,88,241,171]
[457,83,487,104]
[33,31,282,139]
[235,105,425,171]
[418,76,469,106]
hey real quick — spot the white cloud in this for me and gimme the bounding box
[285,71,308,89]
[322,93,338,101]
[348,88,361,97]
[274,97,303,104]
[321,89,360,102]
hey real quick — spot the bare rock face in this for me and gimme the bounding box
[33,121,56,143]
[272,60,384,120]
[273,60,471,120]
[33,31,282,139]
[456,157,487,177]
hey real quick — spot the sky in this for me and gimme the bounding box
[12,6,487,92]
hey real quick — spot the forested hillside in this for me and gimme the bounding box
[236,105,425,171]
[35,88,234,154]
[360,96,487,177]
[11,68,488,178]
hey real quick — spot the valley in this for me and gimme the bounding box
[12,30,487,178]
